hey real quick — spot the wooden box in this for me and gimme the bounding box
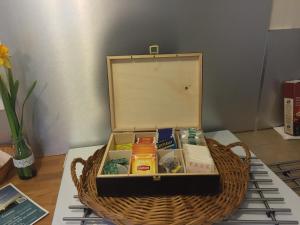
[96,51,220,196]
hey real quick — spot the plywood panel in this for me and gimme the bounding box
[108,55,202,131]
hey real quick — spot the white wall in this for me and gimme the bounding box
[270,0,300,30]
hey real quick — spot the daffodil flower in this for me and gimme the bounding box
[0,43,11,68]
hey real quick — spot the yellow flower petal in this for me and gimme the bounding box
[0,44,11,69]
[0,45,9,56]
[4,59,11,68]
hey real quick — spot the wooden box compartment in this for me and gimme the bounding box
[96,52,220,196]
[107,132,135,151]
[157,149,186,173]
[97,132,220,196]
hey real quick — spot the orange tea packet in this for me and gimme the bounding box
[132,144,156,155]
[136,136,156,144]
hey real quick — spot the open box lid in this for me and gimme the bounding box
[107,52,202,132]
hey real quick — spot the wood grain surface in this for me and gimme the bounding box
[107,54,202,131]
[1,152,65,225]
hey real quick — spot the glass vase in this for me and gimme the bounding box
[12,136,37,179]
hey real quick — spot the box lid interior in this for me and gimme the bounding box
[107,53,202,131]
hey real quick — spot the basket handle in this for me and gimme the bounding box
[71,158,87,190]
[225,142,251,169]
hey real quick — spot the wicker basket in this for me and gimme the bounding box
[0,145,13,184]
[71,138,250,225]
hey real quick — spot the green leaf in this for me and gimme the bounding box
[7,68,14,95]
[20,80,37,131]
[6,68,19,108]
[0,75,20,140]
[11,80,19,107]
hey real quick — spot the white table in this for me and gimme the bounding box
[52,130,300,224]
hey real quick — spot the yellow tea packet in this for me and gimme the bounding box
[131,154,156,175]
[115,143,132,150]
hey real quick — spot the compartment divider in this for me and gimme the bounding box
[179,149,187,173]
[156,150,161,175]
[127,150,133,175]
[176,131,182,149]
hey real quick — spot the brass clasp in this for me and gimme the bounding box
[149,45,159,55]
[153,175,161,181]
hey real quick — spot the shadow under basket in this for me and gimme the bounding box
[71,138,251,225]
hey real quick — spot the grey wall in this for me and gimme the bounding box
[257,29,300,129]
[0,0,272,155]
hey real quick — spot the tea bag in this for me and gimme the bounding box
[159,151,182,173]
[136,136,156,144]
[180,128,206,146]
[103,158,129,174]
[131,154,156,174]
[183,144,215,173]
[156,128,177,149]
[115,143,132,150]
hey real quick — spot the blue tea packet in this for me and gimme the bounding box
[156,128,177,149]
